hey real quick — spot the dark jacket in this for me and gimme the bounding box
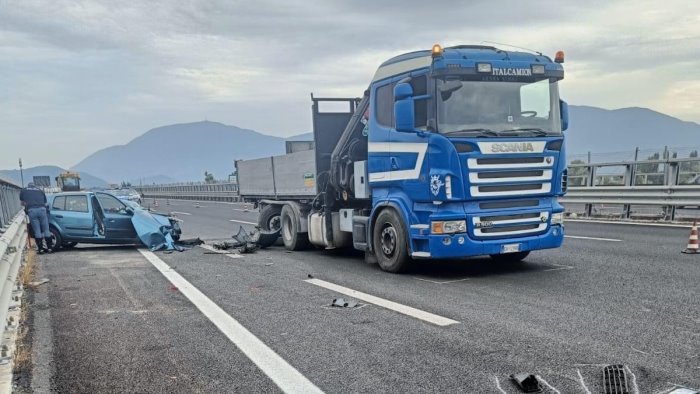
[20,187,47,209]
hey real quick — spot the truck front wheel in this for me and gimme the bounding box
[280,204,309,251]
[373,209,411,273]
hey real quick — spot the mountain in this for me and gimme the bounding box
[65,107,699,183]
[72,121,289,183]
[566,106,700,155]
[0,165,109,189]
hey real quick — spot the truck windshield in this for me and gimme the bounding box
[436,78,561,136]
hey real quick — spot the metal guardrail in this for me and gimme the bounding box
[136,182,239,202]
[0,178,27,344]
[0,178,22,228]
[563,157,700,220]
[0,213,26,337]
[136,157,700,221]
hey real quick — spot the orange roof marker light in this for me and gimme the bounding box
[555,50,565,63]
[431,44,443,58]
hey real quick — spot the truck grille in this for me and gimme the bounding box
[472,211,549,238]
[467,156,554,197]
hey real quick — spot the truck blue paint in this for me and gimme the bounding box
[236,44,568,272]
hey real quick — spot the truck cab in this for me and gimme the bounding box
[363,45,568,269]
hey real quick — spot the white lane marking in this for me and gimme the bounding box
[493,376,507,394]
[576,369,592,394]
[230,219,258,225]
[536,375,561,394]
[304,278,459,327]
[567,219,692,229]
[625,366,639,394]
[170,211,191,216]
[412,277,470,285]
[199,244,243,258]
[139,249,324,394]
[565,235,622,242]
[543,263,575,272]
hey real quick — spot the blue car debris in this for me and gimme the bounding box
[46,191,183,251]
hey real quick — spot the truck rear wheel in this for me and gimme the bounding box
[281,204,309,251]
[258,205,282,233]
[373,209,411,273]
[489,251,530,263]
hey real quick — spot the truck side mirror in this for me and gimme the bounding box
[394,82,415,132]
[560,99,569,131]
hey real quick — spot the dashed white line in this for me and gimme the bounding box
[565,235,622,242]
[304,278,459,326]
[543,263,575,272]
[170,211,191,216]
[199,244,243,258]
[576,369,592,394]
[493,376,507,394]
[625,366,639,394]
[139,249,324,394]
[412,277,470,284]
[229,219,258,225]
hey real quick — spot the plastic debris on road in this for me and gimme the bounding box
[331,298,359,308]
[510,373,542,393]
[131,209,181,251]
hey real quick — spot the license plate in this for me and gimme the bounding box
[501,243,520,254]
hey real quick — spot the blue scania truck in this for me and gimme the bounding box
[236,44,569,272]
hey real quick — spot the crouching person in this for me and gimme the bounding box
[20,182,53,254]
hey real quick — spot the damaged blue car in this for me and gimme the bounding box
[46,191,182,251]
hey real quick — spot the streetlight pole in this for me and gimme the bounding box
[18,158,24,187]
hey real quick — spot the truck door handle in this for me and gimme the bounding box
[54,215,63,218]
[108,219,116,223]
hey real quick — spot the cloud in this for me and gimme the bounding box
[0,0,699,169]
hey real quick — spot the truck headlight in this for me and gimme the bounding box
[431,220,467,234]
[551,212,564,226]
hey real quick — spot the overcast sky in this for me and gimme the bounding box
[1,0,699,170]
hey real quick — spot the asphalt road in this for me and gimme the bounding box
[28,200,700,393]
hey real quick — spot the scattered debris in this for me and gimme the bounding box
[510,373,542,393]
[331,298,359,308]
[212,226,272,254]
[264,263,274,266]
[176,238,205,246]
[29,278,50,287]
[167,285,179,292]
[307,274,314,278]
[602,365,629,394]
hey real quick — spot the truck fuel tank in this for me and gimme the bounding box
[308,212,352,249]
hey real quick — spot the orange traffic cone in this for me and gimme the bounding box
[682,221,699,254]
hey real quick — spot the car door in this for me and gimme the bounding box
[61,194,95,238]
[96,192,137,240]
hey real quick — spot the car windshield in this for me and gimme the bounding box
[436,77,561,136]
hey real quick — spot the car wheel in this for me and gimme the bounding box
[372,209,411,273]
[280,204,308,251]
[489,251,530,263]
[49,227,63,250]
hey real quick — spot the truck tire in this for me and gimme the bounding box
[373,209,411,273]
[280,204,309,251]
[258,205,282,233]
[489,251,530,263]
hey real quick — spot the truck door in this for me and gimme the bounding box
[96,192,137,240]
